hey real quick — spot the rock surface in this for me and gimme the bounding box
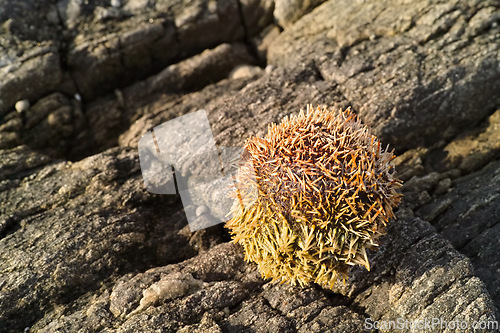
[1,0,499,332]
[268,0,500,152]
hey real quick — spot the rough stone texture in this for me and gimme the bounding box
[0,41,63,117]
[71,42,256,159]
[273,0,326,28]
[417,160,500,311]
[1,0,500,332]
[0,0,274,115]
[268,0,500,152]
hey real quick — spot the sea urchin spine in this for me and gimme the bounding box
[226,105,402,289]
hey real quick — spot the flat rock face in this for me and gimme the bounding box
[268,0,500,152]
[1,0,499,332]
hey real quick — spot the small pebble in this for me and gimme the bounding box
[196,205,208,216]
[230,65,263,79]
[265,65,275,74]
[74,93,82,102]
[15,99,30,113]
[111,0,121,7]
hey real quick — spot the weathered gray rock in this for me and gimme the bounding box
[274,0,326,28]
[0,41,63,117]
[0,147,202,332]
[0,145,51,180]
[1,0,499,331]
[2,95,499,333]
[69,42,257,160]
[11,208,497,332]
[0,93,84,157]
[417,160,500,312]
[434,109,500,174]
[65,0,273,100]
[268,0,500,152]
[0,0,273,114]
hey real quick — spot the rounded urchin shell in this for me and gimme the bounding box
[226,105,402,289]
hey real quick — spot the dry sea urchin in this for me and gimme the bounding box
[226,105,402,288]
